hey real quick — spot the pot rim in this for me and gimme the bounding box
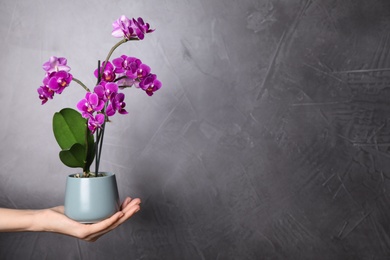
[67,172,115,178]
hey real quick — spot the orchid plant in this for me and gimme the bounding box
[37,15,161,177]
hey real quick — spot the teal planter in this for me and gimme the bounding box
[64,172,120,223]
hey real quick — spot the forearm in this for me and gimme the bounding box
[0,197,140,241]
[0,208,43,232]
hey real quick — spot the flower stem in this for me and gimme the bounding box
[72,78,90,92]
[95,120,106,175]
[93,37,139,175]
[114,75,128,82]
[84,126,89,174]
[95,129,100,176]
[95,61,102,176]
[98,38,139,84]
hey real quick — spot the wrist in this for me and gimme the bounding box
[27,209,45,232]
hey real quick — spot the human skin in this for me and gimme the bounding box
[0,197,141,242]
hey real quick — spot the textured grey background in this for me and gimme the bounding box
[1,0,390,259]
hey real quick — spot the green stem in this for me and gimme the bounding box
[72,78,90,92]
[98,38,139,84]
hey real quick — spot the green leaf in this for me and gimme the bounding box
[53,108,96,171]
[59,143,86,168]
[53,108,87,150]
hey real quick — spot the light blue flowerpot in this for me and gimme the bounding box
[64,172,120,223]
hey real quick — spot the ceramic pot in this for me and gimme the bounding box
[64,172,120,223]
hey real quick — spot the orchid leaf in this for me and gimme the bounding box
[53,108,87,150]
[53,108,95,171]
[59,143,86,168]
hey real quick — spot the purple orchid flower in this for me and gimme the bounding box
[132,17,154,40]
[112,15,154,40]
[42,56,71,73]
[87,113,105,134]
[36,16,162,178]
[37,85,54,104]
[107,92,128,116]
[38,57,73,104]
[77,92,105,118]
[112,15,133,39]
[94,61,116,82]
[136,63,151,81]
[139,74,162,96]
[47,71,73,94]
[94,82,118,102]
[113,55,142,79]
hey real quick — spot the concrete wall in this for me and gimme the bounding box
[1,0,390,259]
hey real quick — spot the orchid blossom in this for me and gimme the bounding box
[37,15,161,175]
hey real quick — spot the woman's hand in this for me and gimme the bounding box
[0,197,141,242]
[43,197,141,242]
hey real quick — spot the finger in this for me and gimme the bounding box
[84,203,141,241]
[122,198,141,214]
[97,199,141,231]
[120,197,132,210]
[100,202,140,231]
[81,210,124,237]
[54,198,140,242]
[107,202,141,229]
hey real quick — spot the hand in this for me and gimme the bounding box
[41,197,141,242]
